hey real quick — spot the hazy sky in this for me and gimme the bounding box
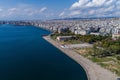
[0,0,120,20]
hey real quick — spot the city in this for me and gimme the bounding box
[0,0,120,80]
[1,17,120,40]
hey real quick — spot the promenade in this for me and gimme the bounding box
[43,35,118,80]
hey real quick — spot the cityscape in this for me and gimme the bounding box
[0,0,120,80]
[1,17,120,40]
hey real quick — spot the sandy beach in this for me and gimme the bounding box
[43,35,118,80]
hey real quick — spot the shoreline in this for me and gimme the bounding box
[43,35,118,80]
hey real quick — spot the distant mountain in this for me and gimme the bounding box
[53,17,120,20]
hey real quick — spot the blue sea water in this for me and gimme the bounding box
[0,24,87,80]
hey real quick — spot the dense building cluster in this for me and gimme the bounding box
[32,18,120,39]
[0,18,120,39]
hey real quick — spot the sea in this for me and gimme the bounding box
[0,24,88,80]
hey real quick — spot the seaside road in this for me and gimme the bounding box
[43,36,118,80]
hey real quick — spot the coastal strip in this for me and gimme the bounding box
[43,35,118,80]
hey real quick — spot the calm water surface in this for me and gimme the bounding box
[0,25,87,80]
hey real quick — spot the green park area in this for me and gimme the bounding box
[51,31,120,76]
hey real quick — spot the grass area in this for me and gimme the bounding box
[61,40,82,45]
[90,57,112,62]
[74,48,120,76]
[50,34,58,40]
[50,32,120,76]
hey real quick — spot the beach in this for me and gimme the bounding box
[43,35,118,80]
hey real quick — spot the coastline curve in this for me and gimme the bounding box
[43,35,117,80]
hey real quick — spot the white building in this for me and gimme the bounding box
[75,30,87,35]
[112,26,120,40]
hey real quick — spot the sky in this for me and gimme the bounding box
[0,0,120,20]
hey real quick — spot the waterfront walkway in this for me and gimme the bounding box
[43,36,118,80]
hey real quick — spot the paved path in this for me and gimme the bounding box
[43,36,118,80]
[66,43,93,48]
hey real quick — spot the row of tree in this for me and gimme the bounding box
[93,38,120,58]
[75,34,109,43]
